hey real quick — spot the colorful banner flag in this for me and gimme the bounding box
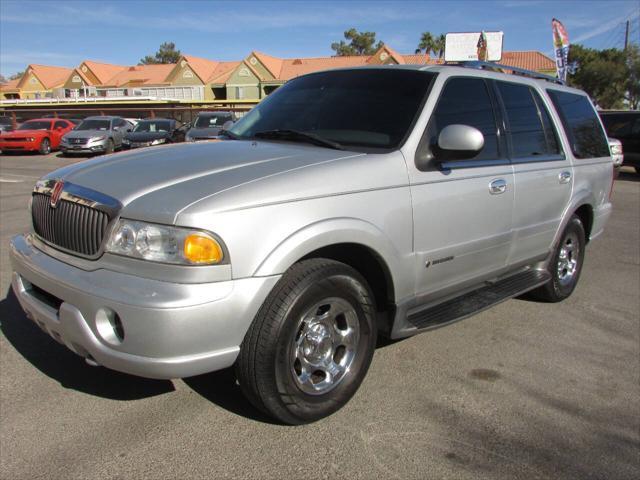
[552,18,570,82]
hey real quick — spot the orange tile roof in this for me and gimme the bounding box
[24,64,73,89]
[252,51,284,78]
[278,55,371,81]
[182,55,220,83]
[83,61,127,84]
[103,64,175,87]
[500,51,555,71]
[208,61,242,84]
[401,53,430,64]
[0,77,21,90]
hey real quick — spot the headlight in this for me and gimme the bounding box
[151,138,166,145]
[106,219,225,265]
[26,137,35,142]
[122,138,130,145]
[186,135,195,142]
[60,137,69,143]
[90,135,107,142]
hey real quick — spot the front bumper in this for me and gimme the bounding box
[10,234,280,379]
[0,140,39,151]
[60,139,108,154]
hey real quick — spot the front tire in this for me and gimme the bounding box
[38,138,51,155]
[531,214,586,302]
[236,258,377,424]
[104,139,114,155]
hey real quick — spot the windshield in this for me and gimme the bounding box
[76,119,110,131]
[134,120,171,133]
[195,114,231,128]
[229,69,436,150]
[18,120,51,131]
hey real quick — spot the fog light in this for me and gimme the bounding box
[95,308,125,344]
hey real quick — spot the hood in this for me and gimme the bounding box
[42,140,365,224]
[188,127,221,138]
[64,129,110,139]
[125,131,170,142]
[2,129,47,137]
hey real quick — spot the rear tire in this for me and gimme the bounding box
[236,258,377,424]
[38,138,51,155]
[531,214,586,302]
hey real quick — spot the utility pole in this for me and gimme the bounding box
[624,20,630,50]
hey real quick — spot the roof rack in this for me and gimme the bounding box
[448,61,563,85]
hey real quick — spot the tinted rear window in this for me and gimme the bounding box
[497,82,560,158]
[547,90,609,159]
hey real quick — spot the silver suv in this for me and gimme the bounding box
[60,116,132,155]
[10,64,614,424]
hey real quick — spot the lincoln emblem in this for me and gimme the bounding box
[50,180,64,208]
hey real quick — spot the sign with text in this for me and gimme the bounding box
[444,32,504,62]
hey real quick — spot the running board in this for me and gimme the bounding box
[407,269,551,330]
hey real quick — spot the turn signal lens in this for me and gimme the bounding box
[184,233,223,264]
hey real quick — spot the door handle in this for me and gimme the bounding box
[559,171,572,184]
[489,178,507,195]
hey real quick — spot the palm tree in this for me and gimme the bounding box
[416,32,447,59]
[415,32,435,55]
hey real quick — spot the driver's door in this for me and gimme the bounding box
[409,77,515,299]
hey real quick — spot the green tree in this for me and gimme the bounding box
[415,32,446,58]
[139,42,181,65]
[624,45,640,109]
[9,70,23,80]
[331,29,384,56]
[567,44,634,109]
[0,74,6,84]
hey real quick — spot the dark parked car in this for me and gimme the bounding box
[186,111,236,141]
[600,110,640,174]
[122,118,187,149]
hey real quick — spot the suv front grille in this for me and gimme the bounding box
[31,193,110,256]
[69,138,89,145]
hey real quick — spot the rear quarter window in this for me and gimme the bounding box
[547,90,609,159]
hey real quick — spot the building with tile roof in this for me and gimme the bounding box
[1,46,556,103]
[1,64,73,99]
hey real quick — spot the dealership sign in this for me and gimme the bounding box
[444,32,504,62]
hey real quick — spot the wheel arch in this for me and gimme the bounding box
[252,218,406,314]
[553,190,596,248]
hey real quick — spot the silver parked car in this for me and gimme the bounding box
[10,64,614,424]
[60,116,132,155]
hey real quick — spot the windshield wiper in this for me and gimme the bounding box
[253,129,344,150]
[218,129,240,139]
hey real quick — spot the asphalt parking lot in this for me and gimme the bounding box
[0,151,638,480]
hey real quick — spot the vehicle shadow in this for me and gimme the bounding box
[183,370,281,425]
[616,169,639,182]
[0,289,175,400]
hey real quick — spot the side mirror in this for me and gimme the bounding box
[222,120,234,131]
[437,124,484,154]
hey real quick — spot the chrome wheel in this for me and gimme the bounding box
[291,297,360,395]
[557,231,579,286]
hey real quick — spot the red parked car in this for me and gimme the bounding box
[0,118,75,154]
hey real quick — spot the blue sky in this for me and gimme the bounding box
[1,0,638,76]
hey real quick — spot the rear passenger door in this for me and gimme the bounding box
[410,77,515,299]
[494,81,571,265]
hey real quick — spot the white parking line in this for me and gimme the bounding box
[0,178,23,183]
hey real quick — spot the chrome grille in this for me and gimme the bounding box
[31,193,110,256]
